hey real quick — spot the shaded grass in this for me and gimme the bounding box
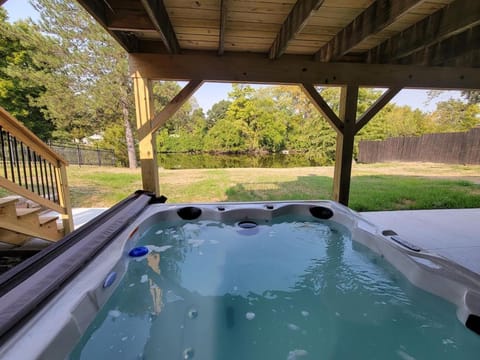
[62,164,480,211]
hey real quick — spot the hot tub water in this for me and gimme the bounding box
[70,215,479,359]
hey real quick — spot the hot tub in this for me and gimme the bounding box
[0,192,479,359]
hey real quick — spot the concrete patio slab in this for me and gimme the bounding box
[72,208,107,229]
[360,209,480,275]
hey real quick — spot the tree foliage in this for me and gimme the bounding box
[157,84,479,165]
[0,8,55,139]
[427,99,479,132]
[0,0,136,167]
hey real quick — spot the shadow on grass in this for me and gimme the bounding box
[225,174,333,202]
[224,174,480,212]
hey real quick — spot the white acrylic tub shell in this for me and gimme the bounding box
[0,201,479,360]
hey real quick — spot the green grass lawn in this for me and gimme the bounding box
[65,163,480,211]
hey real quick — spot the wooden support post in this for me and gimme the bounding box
[303,84,398,206]
[333,85,358,206]
[133,76,159,195]
[58,163,73,234]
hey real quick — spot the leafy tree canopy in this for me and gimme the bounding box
[0,7,55,139]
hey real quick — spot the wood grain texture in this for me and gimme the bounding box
[367,0,480,63]
[316,0,425,62]
[269,0,325,59]
[141,0,180,53]
[129,52,480,89]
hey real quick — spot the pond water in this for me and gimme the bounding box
[157,153,327,169]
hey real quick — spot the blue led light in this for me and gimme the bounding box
[128,246,149,257]
[103,271,117,288]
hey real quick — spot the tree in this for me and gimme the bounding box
[206,99,231,128]
[428,99,479,132]
[265,85,337,163]
[32,0,138,168]
[461,90,480,105]
[0,8,55,140]
[152,81,204,152]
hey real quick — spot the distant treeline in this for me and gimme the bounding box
[157,84,479,165]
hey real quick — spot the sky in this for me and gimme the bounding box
[3,0,461,112]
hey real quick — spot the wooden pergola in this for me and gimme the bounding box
[76,0,480,205]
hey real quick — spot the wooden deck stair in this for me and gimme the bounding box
[0,196,64,246]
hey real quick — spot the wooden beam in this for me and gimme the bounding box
[300,84,343,133]
[133,76,159,195]
[106,8,156,32]
[129,53,480,89]
[137,80,204,140]
[333,85,358,206]
[140,0,180,54]
[112,31,140,53]
[269,0,325,59]
[355,87,402,133]
[367,0,480,64]
[218,0,229,55]
[76,0,137,52]
[0,177,64,214]
[396,25,480,67]
[316,0,423,62]
[442,49,480,68]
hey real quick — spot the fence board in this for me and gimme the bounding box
[358,128,480,164]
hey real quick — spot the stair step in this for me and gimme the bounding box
[16,207,42,218]
[0,197,64,244]
[0,196,20,220]
[39,215,59,226]
[0,196,21,206]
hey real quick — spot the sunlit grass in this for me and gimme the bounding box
[63,163,480,211]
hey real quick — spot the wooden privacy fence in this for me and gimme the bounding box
[358,127,480,165]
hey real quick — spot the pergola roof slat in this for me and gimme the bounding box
[74,0,479,88]
[269,0,325,59]
[140,0,180,54]
[315,0,425,62]
[367,0,480,64]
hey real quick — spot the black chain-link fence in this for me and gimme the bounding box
[49,143,116,167]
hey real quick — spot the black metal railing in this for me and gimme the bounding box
[49,143,116,167]
[1,126,60,204]
[0,106,73,233]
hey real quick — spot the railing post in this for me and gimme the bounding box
[97,146,102,166]
[76,144,82,167]
[57,163,73,234]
